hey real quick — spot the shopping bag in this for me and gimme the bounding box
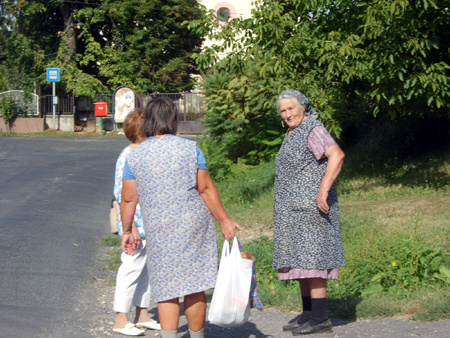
[208,236,253,327]
[109,198,119,234]
[237,241,264,311]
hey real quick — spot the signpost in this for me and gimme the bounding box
[46,68,60,130]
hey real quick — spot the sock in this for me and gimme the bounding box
[302,296,312,312]
[189,327,205,338]
[160,329,178,338]
[298,296,311,324]
[309,298,328,326]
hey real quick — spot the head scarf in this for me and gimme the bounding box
[276,89,318,118]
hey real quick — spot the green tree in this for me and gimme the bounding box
[188,0,450,166]
[76,0,204,93]
[0,0,205,97]
[0,94,15,133]
[0,0,106,97]
[0,1,45,92]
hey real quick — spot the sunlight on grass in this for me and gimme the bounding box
[99,146,450,321]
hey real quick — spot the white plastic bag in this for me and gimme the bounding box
[208,236,253,327]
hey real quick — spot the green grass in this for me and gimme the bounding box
[98,143,450,321]
[214,147,450,321]
[99,235,122,273]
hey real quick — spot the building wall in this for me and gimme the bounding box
[200,0,254,56]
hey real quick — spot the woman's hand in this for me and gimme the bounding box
[121,179,139,254]
[316,189,330,214]
[131,222,141,250]
[316,145,345,214]
[220,218,243,241]
[121,233,137,256]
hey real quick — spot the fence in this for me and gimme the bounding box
[141,92,205,122]
[0,90,39,117]
[41,94,75,116]
[39,92,204,122]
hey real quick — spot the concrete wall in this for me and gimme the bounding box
[44,115,75,132]
[93,118,204,134]
[0,117,45,133]
[178,121,206,134]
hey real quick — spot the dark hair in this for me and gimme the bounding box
[123,108,146,143]
[142,98,178,137]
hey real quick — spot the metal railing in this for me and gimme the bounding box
[0,90,40,117]
[38,92,205,122]
[41,94,75,116]
[142,92,205,122]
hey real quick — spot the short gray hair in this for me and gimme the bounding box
[276,89,317,117]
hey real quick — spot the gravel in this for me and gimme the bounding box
[89,255,450,338]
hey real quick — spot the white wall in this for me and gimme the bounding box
[200,0,254,56]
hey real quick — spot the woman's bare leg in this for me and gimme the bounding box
[158,298,180,331]
[134,307,151,323]
[308,278,327,298]
[114,312,129,329]
[184,291,206,332]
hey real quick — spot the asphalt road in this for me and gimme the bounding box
[0,136,130,338]
[1,136,449,338]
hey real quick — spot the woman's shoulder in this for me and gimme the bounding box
[305,116,324,129]
[117,145,133,159]
[172,135,197,147]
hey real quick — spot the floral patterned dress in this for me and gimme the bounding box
[113,145,145,237]
[273,117,345,272]
[126,135,217,302]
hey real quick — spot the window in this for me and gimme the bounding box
[217,7,231,22]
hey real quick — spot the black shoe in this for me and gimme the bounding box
[292,319,333,335]
[283,313,311,332]
[283,321,309,332]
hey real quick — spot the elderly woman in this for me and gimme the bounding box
[112,108,160,336]
[273,90,345,335]
[120,98,242,338]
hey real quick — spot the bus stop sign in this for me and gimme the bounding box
[47,68,60,82]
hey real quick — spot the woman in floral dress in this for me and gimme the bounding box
[112,109,160,336]
[120,98,242,338]
[273,90,346,335]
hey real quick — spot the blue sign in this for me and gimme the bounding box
[47,68,60,82]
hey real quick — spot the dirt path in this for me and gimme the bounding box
[89,257,450,338]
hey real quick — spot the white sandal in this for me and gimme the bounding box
[135,319,161,330]
[113,323,145,336]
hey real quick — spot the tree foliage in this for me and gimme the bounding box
[0,0,205,97]
[188,0,450,167]
[76,0,204,93]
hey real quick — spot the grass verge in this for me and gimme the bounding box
[99,145,450,321]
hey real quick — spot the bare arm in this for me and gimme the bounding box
[120,179,139,255]
[197,169,243,240]
[316,145,345,214]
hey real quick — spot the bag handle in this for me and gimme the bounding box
[221,238,231,258]
[221,236,240,259]
[231,236,241,259]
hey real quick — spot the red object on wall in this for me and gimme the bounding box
[94,102,108,117]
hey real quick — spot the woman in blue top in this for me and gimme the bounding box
[112,109,161,336]
[120,98,242,338]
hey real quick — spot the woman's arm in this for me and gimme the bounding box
[120,179,139,255]
[316,145,345,214]
[197,169,243,241]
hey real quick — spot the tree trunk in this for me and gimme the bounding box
[60,3,76,63]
